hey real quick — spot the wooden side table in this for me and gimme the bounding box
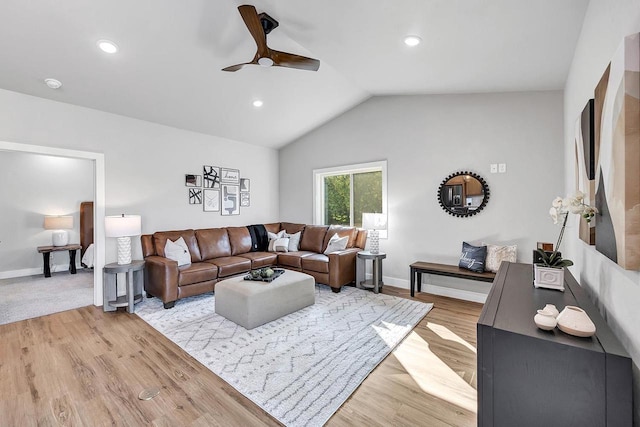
[37,244,82,277]
[103,260,145,313]
[356,251,386,293]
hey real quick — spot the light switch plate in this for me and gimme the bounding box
[498,163,507,173]
[490,164,498,173]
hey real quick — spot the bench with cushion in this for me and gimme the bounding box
[141,222,367,308]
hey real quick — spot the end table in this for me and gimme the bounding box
[37,244,82,277]
[356,251,386,293]
[103,260,145,313]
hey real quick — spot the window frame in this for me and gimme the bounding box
[312,160,387,237]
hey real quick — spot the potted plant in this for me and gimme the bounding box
[534,192,597,291]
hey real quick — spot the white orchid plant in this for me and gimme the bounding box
[537,191,598,268]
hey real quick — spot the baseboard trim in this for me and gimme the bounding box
[367,274,487,303]
[0,264,74,279]
[421,284,487,303]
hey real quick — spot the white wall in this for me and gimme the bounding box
[0,88,280,266]
[0,151,93,276]
[564,0,640,422]
[280,91,564,299]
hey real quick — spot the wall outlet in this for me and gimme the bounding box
[498,163,507,173]
[490,164,498,173]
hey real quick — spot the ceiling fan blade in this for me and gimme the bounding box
[270,50,320,71]
[237,5,269,57]
[221,63,248,72]
[222,52,259,72]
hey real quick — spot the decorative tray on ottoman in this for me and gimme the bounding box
[244,268,285,282]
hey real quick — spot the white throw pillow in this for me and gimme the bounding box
[284,231,301,252]
[483,243,517,273]
[268,237,290,252]
[267,230,285,241]
[324,234,349,254]
[164,237,191,266]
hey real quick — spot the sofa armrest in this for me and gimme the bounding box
[144,255,179,304]
[328,247,360,287]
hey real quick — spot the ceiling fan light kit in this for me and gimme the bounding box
[404,35,422,47]
[44,78,62,89]
[97,39,119,54]
[222,5,320,73]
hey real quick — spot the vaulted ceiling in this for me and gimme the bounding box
[0,0,589,148]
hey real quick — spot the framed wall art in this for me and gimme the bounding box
[240,178,250,192]
[221,168,240,185]
[189,188,203,205]
[574,99,596,245]
[204,189,220,212]
[203,165,221,189]
[185,174,202,187]
[221,185,240,215]
[240,192,250,207]
[594,32,640,270]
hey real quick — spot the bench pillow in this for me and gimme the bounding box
[459,241,486,273]
[483,243,517,273]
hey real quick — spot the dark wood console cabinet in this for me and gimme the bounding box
[477,262,631,427]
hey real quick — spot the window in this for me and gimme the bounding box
[313,161,387,234]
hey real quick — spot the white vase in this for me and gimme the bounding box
[543,304,560,318]
[533,264,565,291]
[534,309,558,330]
[557,306,596,337]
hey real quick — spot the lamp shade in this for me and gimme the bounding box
[43,215,73,230]
[105,215,141,237]
[362,213,387,230]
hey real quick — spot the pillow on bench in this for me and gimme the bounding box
[483,242,517,273]
[459,241,487,273]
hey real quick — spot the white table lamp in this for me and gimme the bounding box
[362,213,387,254]
[105,214,141,265]
[44,215,73,246]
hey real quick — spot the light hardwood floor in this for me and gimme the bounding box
[0,286,483,426]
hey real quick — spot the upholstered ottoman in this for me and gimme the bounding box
[214,270,315,329]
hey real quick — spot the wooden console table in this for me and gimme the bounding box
[477,262,631,427]
[409,261,496,297]
[37,244,82,278]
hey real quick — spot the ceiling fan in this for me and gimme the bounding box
[222,5,320,72]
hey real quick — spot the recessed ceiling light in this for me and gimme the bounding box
[252,100,264,108]
[44,78,62,89]
[404,35,422,47]
[97,39,119,54]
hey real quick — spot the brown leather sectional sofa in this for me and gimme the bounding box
[140,222,367,308]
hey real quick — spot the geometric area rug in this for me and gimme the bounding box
[135,284,432,427]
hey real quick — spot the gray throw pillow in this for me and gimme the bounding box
[459,242,487,273]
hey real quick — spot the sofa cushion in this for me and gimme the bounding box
[206,256,251,277]
[301,254,329,274]
[281,222,305,234]
[299,225,328,253]
[227,226,252,255]
[154,230,202,262]
[264,223,281,234]
[322,225,358,251]
[238,252,278,269]
[277,251,316,269]
[196,228,231,260]
[178,262,218,286]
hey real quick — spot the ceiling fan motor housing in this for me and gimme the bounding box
[258,12,278,34]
